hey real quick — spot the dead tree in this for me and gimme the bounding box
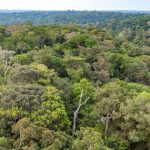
[72,89,89,136]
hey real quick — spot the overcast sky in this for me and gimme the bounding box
[0,0,149,11]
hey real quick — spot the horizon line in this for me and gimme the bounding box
[0,9,150,11]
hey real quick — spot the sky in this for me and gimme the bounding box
[0,0,149,11]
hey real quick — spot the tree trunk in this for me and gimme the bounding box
[72,89,89,136]
[104,114,110,136]
[72,112,77,136]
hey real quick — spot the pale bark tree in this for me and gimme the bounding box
[100,104,118,136]
[101,113,112,136]
[16,130,25,150]
[0,47,15,78]
[72,89,89,136]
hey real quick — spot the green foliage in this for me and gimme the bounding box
[33,47,64,76]
[71,78,95,101]
[31,86,71,130]
[120,91,150,145]
[64,55,86,81]
[0,11,149,28]
[16,53,32,65]
[11,63,56,85]
[0,84,70,135]
[0,137,11,150]
[12,118,72,150]
[105,134,128,150]
[0,15,149,149]
[68,35,97,48]
[72,127,111,150]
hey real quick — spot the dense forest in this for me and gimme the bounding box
[0,12,150,150]
[0,11,150,26]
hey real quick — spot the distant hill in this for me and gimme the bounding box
[0,10,149,25]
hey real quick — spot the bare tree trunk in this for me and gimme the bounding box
[105,118,109,136]
[104,114,110,136]
[88,145,92,150]
[72,111,78,136]
[72,89,89,136]
[4,65,9,78]
[16,130,24,150]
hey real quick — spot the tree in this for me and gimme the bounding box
[67,35,97,49]
[33,47,63,76]
[0,137,11,150]
[12,118,72,150]
[91,82,125,135]
[72,89,89,136]
[87,56,110,85]
[105,134,128,150]
[31,86,71,130]
[71,79,95,135]
[0,47,15,79]
[72,127,111,150]
[11,63,56,85]
[120,91,150,149]
[64,55,86,81]
[0,84,70,135]
[16,53,32,65]
[123,59,148,83]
